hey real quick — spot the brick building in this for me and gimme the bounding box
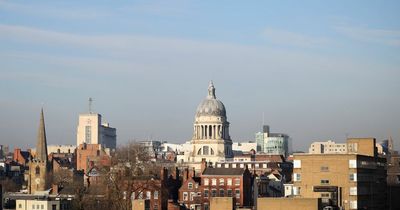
[178,161,253,210]
[76,143,111,173]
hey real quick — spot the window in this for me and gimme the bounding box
[212,178,217,186]
[232,164,237,168]
[154,191,159,199]
[349,160,357,168]
[188,182,193,189]
[203,146,209,155]
[349,173,357,181]
[138,192,143,199]
[204,189,209,198]
[321,179,329,185]
[131,192,135,200]
[204,203,209,210]
[85,126,92,143]
[41,205,44,209]
[32,205,35,209]
[240,164,244,168]
[219,178,224,186]
[219,189,224,197]
[154,203,158,210]
[183,192,188,201]
[190,192,196,201]
[294,160,301,168]
[146,191,151,199]
[204,178,209,186]
[320,166,329,172]
[227,189,232,197]
[19,204,22,208]
[235,189,240,198]
[35,166,40,175]
[350,200,357,209]
[293,187,301,195]
[52,205,57,210]
[255,164,259,168]
[211,189,217,197]
[235,178,240,186]
[294,173,301,181]
[350,187,357,196]
[227,178,232,186]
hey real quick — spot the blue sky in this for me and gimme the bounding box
[1,0,399,151]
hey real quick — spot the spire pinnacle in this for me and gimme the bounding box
[207,81,216,99]
[36,108,48,161]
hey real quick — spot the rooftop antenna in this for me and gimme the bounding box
[262,112,265,126]
[88,97,93,113]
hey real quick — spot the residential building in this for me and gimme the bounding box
[257,197,323,210]
[255,125,291,157]
[178,160,253,210]
[76,143,111,173]
[309,140,347,154]
[76,111,116,150]
[293,138,387,210]
[4,192,72,210]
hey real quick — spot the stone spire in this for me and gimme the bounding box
[36,108,48,162]
[207,80,216,99]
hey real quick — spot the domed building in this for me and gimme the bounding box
[179,81,233,169]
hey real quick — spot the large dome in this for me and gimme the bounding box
[195,81,227,117]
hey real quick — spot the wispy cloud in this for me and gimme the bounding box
[335,25,400,47]
[0,0,110,20]
[262,28,330,48]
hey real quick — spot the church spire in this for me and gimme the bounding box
[36,108,48,162]
[207,80,216,99]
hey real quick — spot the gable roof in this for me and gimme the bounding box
[202,167,245,176]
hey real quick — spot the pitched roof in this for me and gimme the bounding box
[202,167,245,176]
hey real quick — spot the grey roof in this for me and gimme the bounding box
[195,82,227,118]
[202,167,245,176]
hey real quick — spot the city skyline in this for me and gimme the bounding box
[1,0,399,151]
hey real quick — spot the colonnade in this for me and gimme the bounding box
[194,124,229,140]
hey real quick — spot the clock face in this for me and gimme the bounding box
[35,178,41,184]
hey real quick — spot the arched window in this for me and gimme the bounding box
[210,148,214,155]
[197,148,202,155]
[35,166,40,175]
[203,146,209,155]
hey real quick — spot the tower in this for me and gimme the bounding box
[189,81,233,164]
[29,108,50,193]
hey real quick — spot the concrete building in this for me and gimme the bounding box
[293,138,387,210]
[3,192,72,210]
[76,112,116,150]
[255,125,291,157]
[179,82,233,170]
[257,197,322,210]
[232,142,256,153]
[309,140,347,154]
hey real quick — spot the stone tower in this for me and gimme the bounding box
[29,108,50,193]
[189,81,233,164]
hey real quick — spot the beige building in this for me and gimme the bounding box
[179,82,233,170]
[257,197,322,210]
[76,112,116,150]
[309,140,347,154]
[293,138,386,210]
[210,197,233,210]
[16,199,62,210]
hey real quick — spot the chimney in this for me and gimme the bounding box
[201,158,207,173]
[13,148,21,161]
[174,167,179,180]
[52,184,59,195]
[183,168,189,182]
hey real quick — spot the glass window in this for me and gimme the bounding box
[212,178,217,186]
[211,189,217,197]
[219,189,224,197]
[349,173,357,181]
[203,146,209,155]
[321,179,329,184]
[204,203,209,210]
[349,160,357,168]
[204,178,209,186]
[294,160,301,168]
[227,178,232,186]
[188,182,193,189]
[320,166,329,172]
[85,126,92,143]
[235,178,240,185]
[219,178,224,186]
[235,189,240,198]
[146,191,151,199]
[190,192,196,201]
[41,205,44,209]
[350,187,357,196]
[183,192,188,201]
[227,189,232,197]
[204,189,209,198]
[154,191,158,199]
[294,173,301,181]
[32,205,35,209]
[154,203,158,210]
